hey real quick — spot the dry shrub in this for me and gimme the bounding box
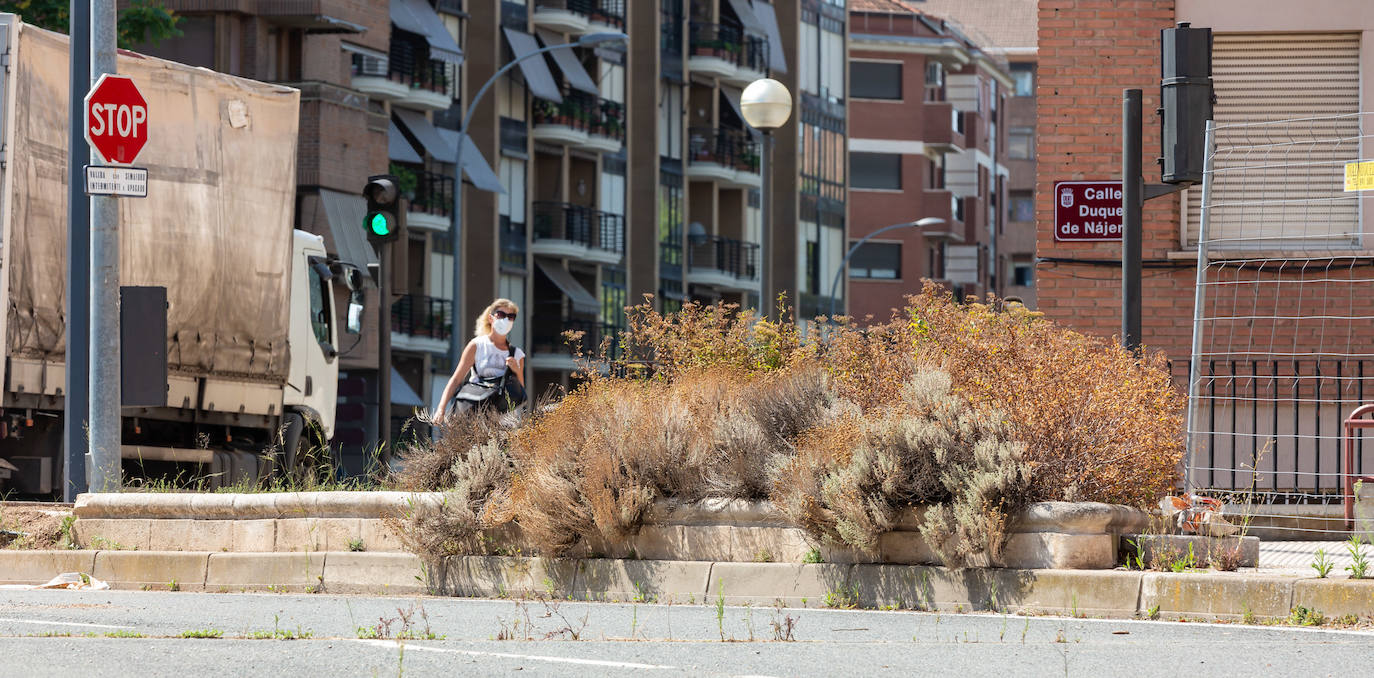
[390,411,507,492]
[774,370,1032,565]
[907,283,1184,507]
[612,300,801,379]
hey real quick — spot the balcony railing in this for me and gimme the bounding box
[688,127,761,173]
[500,218,527,271]
[688,235,759,281]
[384,35,453,95]
[532,92,626,142]
[391,295,453,341]
[532,318,622,360]
[409,169,454,218]
[688,22,769,73]
[531,201,625,255]
[534,0,626,29]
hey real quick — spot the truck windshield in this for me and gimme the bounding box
[308,263,332,345]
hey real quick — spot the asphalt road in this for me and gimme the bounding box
[2,590,1372,677]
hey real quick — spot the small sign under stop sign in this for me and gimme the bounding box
[1054,181,1124,242]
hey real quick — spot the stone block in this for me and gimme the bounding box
[275,518,328,552]
[317,518,363,551]
[0,551,97,585]
[439,555,578,599]
[1122,534,1260,568]
[996,532,1115,569]
[732,527,811,563]
[73,518,151,551]
[1141,573,1294,620]
[878,532,939,565]
[629,525,685,561]
[706,562,852,607]
[358,519,406,553]
[92,551,209,591]
[206,552,326,591]
[146,519,193,552]
[321,552,427,594]
[994,569,1143,617]
[1292,579,1374,620]
[571,559,713,604]
[679,525,734,562]
[232,519,277,552]
[185,520,234,552]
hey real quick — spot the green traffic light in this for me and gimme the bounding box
[369,212,391,237]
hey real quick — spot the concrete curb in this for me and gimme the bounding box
[5,550,1374,621]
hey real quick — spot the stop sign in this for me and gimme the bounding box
[85,74,148,165]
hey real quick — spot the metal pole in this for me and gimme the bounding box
[378,239,392,454]
[1184,120,1218,496]
[760,131,772,315]
[1121,88,1143,352]
[828,220,919,320]
[64,0,91,501]
[87,0,121,493]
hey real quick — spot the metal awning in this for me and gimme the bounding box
[318,189,378,271]
[721,87,762,140]
[393,109,453,161]
[751,0,787,74]
[391,367,426,408]
[535,259,598,315]
[537,30,599,95]
[436,128,505,194]
[725,0,769,36]
[388,121,423,164]
[391,0,464,64]
[503,28,564,103]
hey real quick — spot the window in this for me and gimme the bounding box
[599,62,625,104]
[928,154,944,190]
[850,61,901,100]
[800,14,845,101]
[498,158,526,224]
[498,273,526,346]
[850,152,901,190]
[602,267,627,328]
[658,171,683,268]
[821,25,844,100]
[1010,62,1034,97]
[307,260,332,346]
[1011,191,1034,222]
[1008,126,1034,160]
[658,82,683,160]
[800,21,819,95]
[924,62,944,101]
[1013,263,1034,287]
[498,75,527,122]
[850,242,900,280]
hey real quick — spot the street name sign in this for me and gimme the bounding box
[1054,180,1124,242]
[85,166,148,198]
[85,74,149,165]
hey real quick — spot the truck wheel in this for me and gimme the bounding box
[280,412,334,485]
[280,413,305,480]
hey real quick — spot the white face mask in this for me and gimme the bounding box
[491,316,514,336]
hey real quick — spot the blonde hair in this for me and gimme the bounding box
[474,298,519,337]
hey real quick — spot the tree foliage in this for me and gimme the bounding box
[0,0,183,49]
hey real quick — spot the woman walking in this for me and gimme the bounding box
[433,298,526,421]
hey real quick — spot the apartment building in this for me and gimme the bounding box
[456,0,849,397]
[845,0,1010,322]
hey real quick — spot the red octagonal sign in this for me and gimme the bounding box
[85,74,148,165]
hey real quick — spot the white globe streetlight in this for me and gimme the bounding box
[740,78,791,314]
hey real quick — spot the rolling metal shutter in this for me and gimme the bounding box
[1185,32,1361,248]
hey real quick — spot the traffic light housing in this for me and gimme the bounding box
[364,174,402,244]
[1160,23,1214,185]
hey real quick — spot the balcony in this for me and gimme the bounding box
[531,92,625,153]
[920,190,966,243]
[962,111,981,151]
[393,166,454,232]
[532,0,593,35]
[350,54,408,101]
[391,295,453,355]
[687,127,761,189]
[923,102,966,153]
[589,0,626,32]
[530,318,621,371]
[500,218,528,272]
[530,201,625,265]
[688,22,769,86]
[686,235,760,292]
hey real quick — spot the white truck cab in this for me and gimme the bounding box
[284,230,340,439]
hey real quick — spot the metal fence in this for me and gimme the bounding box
[1187,113,1374,535]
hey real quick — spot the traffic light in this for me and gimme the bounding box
[1160,23,1213,185]
[363,174,401,244]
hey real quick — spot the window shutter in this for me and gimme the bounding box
[1185,32,1361,248]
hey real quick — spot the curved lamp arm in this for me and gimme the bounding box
[827,218,945,321]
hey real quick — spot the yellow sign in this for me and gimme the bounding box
[1345,161,1374,192]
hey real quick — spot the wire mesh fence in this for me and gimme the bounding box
[1187,113,1374,537]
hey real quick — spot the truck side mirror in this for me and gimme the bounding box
[346,289,364,335]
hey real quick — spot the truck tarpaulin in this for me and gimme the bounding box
[0,24,300,383]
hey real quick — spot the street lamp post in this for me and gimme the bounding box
[740,78,792,313]
[448,31,628,368]
[828,217,947,321]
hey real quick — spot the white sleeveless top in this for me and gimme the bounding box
[470,335,525,380]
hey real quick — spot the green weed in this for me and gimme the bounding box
[1345,536,1369,579]
[1312,548,1334,578]
[178,629,224,639]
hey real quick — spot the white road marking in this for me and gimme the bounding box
[351,638,678,670]
[0,617,131,630]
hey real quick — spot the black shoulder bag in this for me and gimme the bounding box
[451,345,527,414]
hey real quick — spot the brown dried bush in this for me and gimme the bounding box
[389,411,507,492]
[906,283,1184,507]
[388,431,516,558]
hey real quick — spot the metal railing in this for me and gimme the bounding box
[687,127,760,173]
[687,235,759,281]
[409,169,453,218]
[535,0,626,29]
[385,35,453,95]
[531,202,625,255]
[391,295,453,341]
[689,21,769,73]
[532,92,626,142]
